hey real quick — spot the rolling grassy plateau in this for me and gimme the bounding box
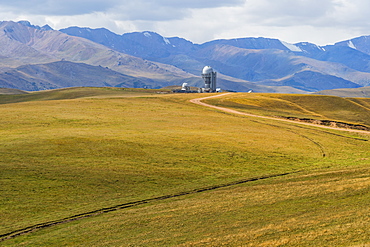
[0,88,369,246]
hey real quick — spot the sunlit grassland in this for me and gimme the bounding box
[0,89,369,246]
[6,167,370,246]
[0,87,166,104]
[204,93,370,127]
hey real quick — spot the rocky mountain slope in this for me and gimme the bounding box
[0,21,202,90]
[1,21,296,92]
[1,20,370,92]
[0,61,155,91]
[61,26,370,92]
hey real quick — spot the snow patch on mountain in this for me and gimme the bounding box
[297,42,325,52]
[163,37,171,45]
[143,32,151,38]
[281,41,302,52]
[348,40,356,50]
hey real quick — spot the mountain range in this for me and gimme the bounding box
[1,20,370,93]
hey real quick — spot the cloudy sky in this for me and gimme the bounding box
[1,0,370,45]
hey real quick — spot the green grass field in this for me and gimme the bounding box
[0,88,369,246]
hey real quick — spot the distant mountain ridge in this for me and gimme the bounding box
[0,21,204,91]
[61,25,370,93]
[0,20,370,93]
[1,21,291,92]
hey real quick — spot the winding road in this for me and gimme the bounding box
[190,93,370,135]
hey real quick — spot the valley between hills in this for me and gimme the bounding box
[0,88,369,246]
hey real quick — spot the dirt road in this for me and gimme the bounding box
[190,93,370,135]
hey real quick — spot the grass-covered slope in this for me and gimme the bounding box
[9,167,368,246]
[315,86,370,98]
[0,88,369,246]
[204,93,370,128]
[0,88,28,95]
[0,87,168,104]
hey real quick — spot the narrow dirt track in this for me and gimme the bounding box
[190,93,370,135]
[0,172,295,242]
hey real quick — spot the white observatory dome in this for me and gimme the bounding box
[202,66,214,74]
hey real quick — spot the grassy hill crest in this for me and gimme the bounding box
[0,88,28,94]
[203,93,370,128]
[315,86,370,97]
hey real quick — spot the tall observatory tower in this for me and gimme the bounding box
[202,66,217,92]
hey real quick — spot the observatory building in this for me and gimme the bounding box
[201,66,217,93]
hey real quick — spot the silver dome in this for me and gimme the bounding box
[202,66,214,74]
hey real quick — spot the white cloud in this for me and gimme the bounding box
[0,0,245,17]
[2,0,370,45]
[0,0,118,15]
